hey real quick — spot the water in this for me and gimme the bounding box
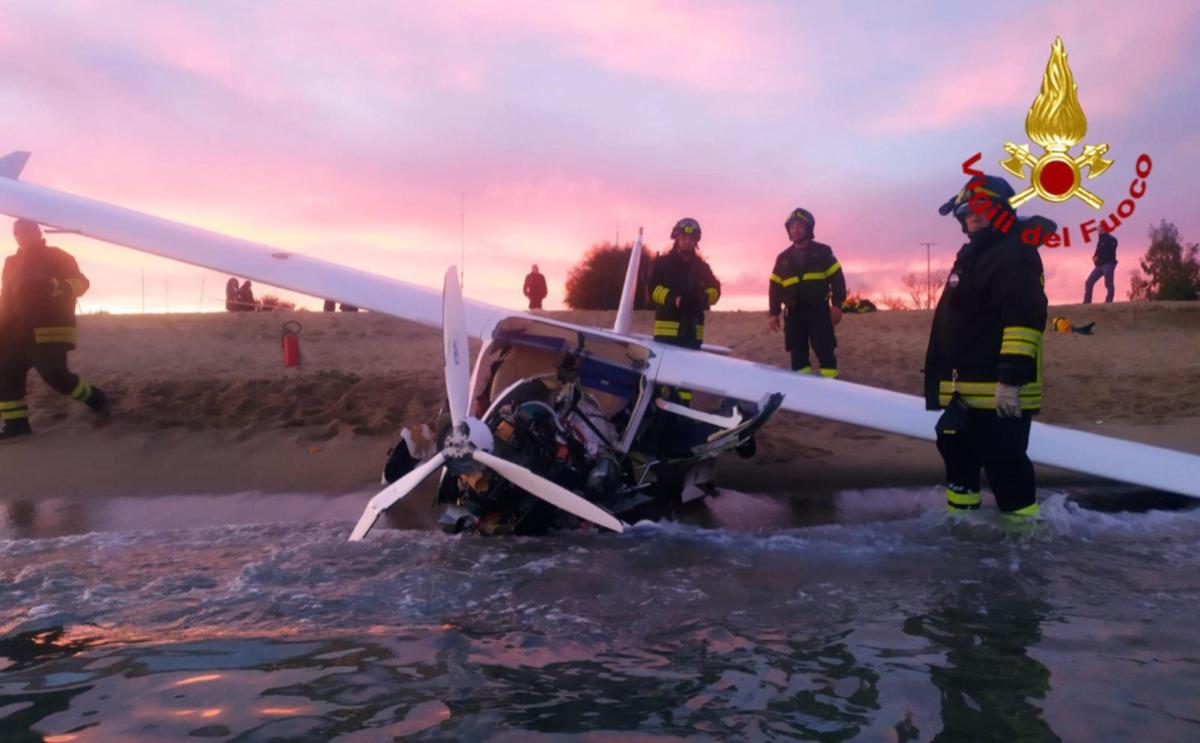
[3,489,1200,741]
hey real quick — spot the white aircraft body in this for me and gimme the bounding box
[1,150,1197,538]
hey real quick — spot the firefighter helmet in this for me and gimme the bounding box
[785,207,814,235]
[670,217,701,240]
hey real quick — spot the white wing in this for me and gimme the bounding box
[652,345,1200,498]
[0,156,513,339]
[3,153,1198,498]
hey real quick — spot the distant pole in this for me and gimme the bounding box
[460,192,465,289]
[919,242,937,309]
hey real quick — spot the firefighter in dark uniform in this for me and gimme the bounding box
[768,207,846,377]
[0,219,110,439]
[927,175,1051,527]
[647,217,720,404]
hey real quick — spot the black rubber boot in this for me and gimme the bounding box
[0,418,33,440]
[86,387,112,418]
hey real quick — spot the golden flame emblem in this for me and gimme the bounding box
[1001,37,1113,209]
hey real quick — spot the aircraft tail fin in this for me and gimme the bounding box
[0,152,31,180]
[612,226,644,336]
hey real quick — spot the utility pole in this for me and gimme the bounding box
[918,242,937,309]
[460,192,465,289]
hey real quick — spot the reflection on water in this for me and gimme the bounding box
[904,573,1055,741]
[2,490,1200,740]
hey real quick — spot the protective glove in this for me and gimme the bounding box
[995,383,1021,418]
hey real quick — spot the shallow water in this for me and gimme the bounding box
[3,488,1200,741]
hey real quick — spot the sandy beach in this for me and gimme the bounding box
[2,302,1197,500]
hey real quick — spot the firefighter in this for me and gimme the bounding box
[647,217,720,408]
[649,218,720,350]
[0,219,110,439]
[768,207,846,377]
[927,175,1051,527]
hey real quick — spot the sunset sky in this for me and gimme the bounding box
[2,0,1198,313]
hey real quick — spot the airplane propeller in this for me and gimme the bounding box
[349,267,626,541]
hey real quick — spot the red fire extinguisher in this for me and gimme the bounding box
[281,321,302,367]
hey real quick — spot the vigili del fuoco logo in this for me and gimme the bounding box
[959,37,1152,249]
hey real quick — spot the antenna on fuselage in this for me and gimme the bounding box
[612,226,644,336]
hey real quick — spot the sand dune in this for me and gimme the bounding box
[3,303,1197,499]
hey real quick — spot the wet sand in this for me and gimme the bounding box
[2,302,1197,500]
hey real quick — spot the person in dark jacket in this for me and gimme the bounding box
[0,219,110,439]
[648,218,721,351]
[523,265,548,310]
[226,277,242,311]
[927,175,1050,527]
[1084,225,1118,303]
[646,217,720,410]
[237,280,256,311]
[768,207,846,377]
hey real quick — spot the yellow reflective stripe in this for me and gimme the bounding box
[819,368,839,378]
[696,324,705,341]
[676,390,693,401]
[797,366,812,374]
[1000,343,1038,358]
[653,321,680,336]
[1,409,29,420]
[939,394,1041,410]
[70,379,92,401]
[705,287,719,304]
[946,489,982,507]
[652,286,670,305]
[34,326,78,343]
[939,380,1041,395]
[1001,502,1041,519]
[1000,338,1039,350]
[0,399,27,411]
[1002,326,1043,342]
[800,263,841,281]
[770,273,784,285]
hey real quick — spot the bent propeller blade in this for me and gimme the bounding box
[349,451,447,541]
[473,449,626,533]
[442,266,471,427]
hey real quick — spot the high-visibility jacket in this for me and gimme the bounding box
[924,218,1051,412]
[768,241,846,314]
[648,248,720,349]
[0,242,90,348]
